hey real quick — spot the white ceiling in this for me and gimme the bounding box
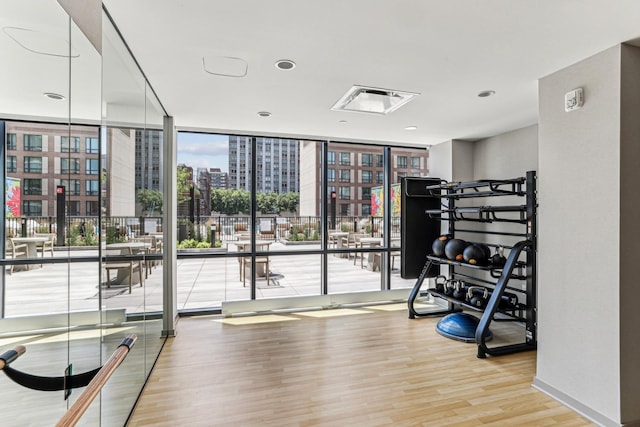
[5,1,640,147]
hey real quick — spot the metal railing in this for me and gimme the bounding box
[4,215,401,245]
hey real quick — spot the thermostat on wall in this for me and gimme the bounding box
[565,88,584,112]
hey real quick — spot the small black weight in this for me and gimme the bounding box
[443,279,456,296]
[490,245,506,267]
[433,275,447,293]
[467,286,490,309]
[452,281,467,300]
[498,292,519,310]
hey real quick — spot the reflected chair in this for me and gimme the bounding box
[6,238,28,275]
[103,246,144,293]
[132,236,156,277]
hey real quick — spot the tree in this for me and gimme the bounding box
[210,189,299,215]
[177,165,192,205]
[137,189,163,214]
[279,192,299,213]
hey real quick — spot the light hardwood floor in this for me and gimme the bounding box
[127,305,594,427]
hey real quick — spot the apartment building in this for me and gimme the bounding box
[228,135,299,193]
[299,141,428,217]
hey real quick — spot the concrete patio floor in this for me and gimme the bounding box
[3,242,416,318]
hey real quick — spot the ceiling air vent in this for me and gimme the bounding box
[331,85,419,115]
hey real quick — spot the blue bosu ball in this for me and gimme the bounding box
[435,312,492,343]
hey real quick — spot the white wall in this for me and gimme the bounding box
[536,45,622,425]
[298,140,318,216]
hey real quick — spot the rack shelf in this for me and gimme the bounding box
[407,171,537,358]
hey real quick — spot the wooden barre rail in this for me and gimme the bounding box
[0,345,26,370]
[56,335,137,427]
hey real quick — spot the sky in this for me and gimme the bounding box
[177,132,229,172]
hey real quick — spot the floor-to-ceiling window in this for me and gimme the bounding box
[174,134,429,311]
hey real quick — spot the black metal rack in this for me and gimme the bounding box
[407,171,537,358]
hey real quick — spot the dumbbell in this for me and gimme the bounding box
[452,281,467,300]
[466,286,490,309]
[444,279,456,297]
[433,275,447,293]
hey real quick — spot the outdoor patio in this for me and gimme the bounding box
[3,242,415,318]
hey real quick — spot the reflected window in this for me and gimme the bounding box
[362,203,371,215]
[86,201,99,216]
[339,186,350,200]
[7,155,17,173]
[411,156,421,169]
[86,137,99,154]
[23,200,42,216]
[23,178,42,195]
[340,203,349,216]
[61,136,80,153]
[24,156,42,173]
[361,153,373,167]
[339,152,350,166]
[396,155,407,168]
[376,154,383,167]
[361,170,372,184]
[85,179,99,196]
[339,170,350,183]
[328,151,336,165]
[362,187,371,200]
[24,134,42,151]
[61,158,80,174]
[376,171,384,184]
[68,200,80,216]
[327,168,335,182]
[62,179,80,195]
[6,133,16,150]
[86,158,99,174]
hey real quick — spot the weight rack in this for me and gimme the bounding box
[407,171,537,358]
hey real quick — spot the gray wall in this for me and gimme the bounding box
[473,125,538,179]
[617,44,640,424]
[535,44,634,425]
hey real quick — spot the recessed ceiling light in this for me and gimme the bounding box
[477,90,496,98]
[257,111,272,117]
[331,85,419,115]
[275,59,296,70]
[338,120,348,124]
[43,92,65,100]
[405,125,418,131]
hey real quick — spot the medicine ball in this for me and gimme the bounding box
[431,235,451,257]
[463,244,489,265]
[444,238,467,261]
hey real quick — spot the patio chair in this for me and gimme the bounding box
[6,238,28,275]
[35,233,55,259]
[341,232,365,263]
[103,246,144,294]
[242,243,271,287]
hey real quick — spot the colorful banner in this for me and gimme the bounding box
[6,177,20,217]
[371,183,400,217]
